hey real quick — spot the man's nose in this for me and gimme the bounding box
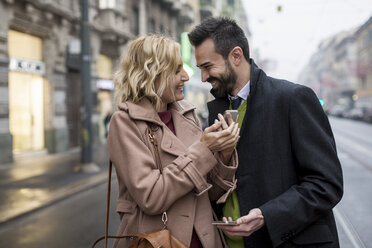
[201,69,209,82]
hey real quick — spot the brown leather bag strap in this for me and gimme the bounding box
[92,161,135,248]
[92,123,163,248]
[91,234,128,248]
[92,229,168,248]
[104,160,112,248]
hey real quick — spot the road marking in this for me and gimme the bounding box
[338,148,372,172]
[337,152,349,159]
[334,206,366,248]
[332,124,372,147]
[335,135,372,158]
[334,132,372,171]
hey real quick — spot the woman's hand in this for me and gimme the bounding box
[200,115,240,153]
[217,113,239,163]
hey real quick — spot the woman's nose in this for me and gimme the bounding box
[182,69,189,81]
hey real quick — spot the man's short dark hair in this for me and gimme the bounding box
[188,17,250,61]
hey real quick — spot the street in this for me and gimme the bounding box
[330,117,372,248]
[0,177,120,248]
[0,117,371,248]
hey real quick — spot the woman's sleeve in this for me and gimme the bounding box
[208,150,238,203]
[189,107,239,204]
[107,111,218,215]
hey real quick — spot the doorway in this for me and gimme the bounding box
[9,72,44,153]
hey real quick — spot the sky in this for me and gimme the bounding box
[242,0,372,82]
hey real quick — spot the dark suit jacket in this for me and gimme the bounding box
[208,60,343,248]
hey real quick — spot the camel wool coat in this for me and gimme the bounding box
[107,98,238,248]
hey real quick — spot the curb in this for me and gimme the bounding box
[0,171,110,226]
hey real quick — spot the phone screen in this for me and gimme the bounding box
[211,221,238,226]
[223,110,238,122]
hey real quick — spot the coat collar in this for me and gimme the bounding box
[117,97,195,125]
[249,58,265,98]
[118,97,199,158]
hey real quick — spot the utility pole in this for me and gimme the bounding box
[77,0,99,172]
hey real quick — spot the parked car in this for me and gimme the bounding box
[362,106,372,123]
[345,107,364,120]
[327,105,349,118]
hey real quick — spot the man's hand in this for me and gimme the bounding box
[217,208,265,237]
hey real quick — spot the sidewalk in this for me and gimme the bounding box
[0,144,110,226]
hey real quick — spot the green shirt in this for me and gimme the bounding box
[222,101,246,248]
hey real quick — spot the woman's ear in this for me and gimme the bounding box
[229,46,243,66]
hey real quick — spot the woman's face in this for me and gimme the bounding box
[157,58,189,105]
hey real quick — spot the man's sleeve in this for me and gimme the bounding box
[259,85,343,247]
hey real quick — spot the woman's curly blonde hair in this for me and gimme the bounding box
[113,35,181,111]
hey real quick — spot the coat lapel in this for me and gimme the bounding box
[122,98,201,158]
[123,99,164,126]
[161,101,202,157]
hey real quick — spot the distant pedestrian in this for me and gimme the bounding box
[188,17,343,248]
[107,35,240,247]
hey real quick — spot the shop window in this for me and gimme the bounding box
[8,30,45,153]
[99,0,116,9]
[97,54,112,80]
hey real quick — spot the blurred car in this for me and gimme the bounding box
[362,106,372,123]
[327,105,349,118]
[346,107,364,120]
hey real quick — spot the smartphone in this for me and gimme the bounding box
[211,221,238,226]
[223,110,238,123]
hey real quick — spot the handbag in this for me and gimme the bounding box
[91,124,187,248]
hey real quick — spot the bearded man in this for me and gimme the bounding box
[188,17,343,248]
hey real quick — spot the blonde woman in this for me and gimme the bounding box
[107,35,240,248]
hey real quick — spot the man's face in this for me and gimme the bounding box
[195,39,237,97]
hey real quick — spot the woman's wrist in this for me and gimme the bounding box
[219,149,234,164]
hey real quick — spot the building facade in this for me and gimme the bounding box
[298,16,372,110]
[0,0,198,164]
[355,17,372,92]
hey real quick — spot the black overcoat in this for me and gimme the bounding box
[208,60,343,248]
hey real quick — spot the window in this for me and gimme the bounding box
[99,0,116,9]
[227,0,235,6]
[132,7,139,35]
[148,18,155,34]
[97,54,113,80]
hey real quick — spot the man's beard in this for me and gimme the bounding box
[209,60,237,98]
